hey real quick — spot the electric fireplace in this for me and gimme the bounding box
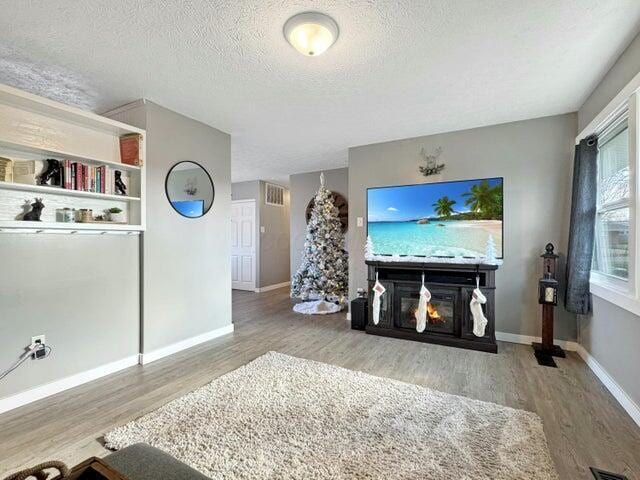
[396,286,457,334]
[366,260,498,353]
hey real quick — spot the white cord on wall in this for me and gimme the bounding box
[0,343,51,381]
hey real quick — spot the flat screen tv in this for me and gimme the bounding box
[172,200,204,218]
[367,177,503,258]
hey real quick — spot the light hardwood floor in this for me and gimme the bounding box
[1,288,639,479]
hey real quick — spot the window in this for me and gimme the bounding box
[585,85,640,315]
[593,120,630,282]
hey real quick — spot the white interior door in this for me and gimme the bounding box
[231,200,257,291]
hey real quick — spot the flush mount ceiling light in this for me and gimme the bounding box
[284,12,339,57]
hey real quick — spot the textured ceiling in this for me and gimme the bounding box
[0,1,639,183]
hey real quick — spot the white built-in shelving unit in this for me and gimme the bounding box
[0,83,146,234]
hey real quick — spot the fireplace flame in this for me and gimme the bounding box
[411,303,445,326]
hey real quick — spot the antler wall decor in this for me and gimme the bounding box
[184,177,198,196]
[418,146,445,177]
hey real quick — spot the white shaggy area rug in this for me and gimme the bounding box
[104,352,558,479]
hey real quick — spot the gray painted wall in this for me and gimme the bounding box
[289,168,348,277]
[259,182,290,287]
[232,181,261,203]
[231,180,290,288]
[577,30,640,409]
[110,100,232,353]
[578,31,640,132]
[143,102,231,352]
[579,298,640,404]
[0,235,139,399]
[348,113,577,340]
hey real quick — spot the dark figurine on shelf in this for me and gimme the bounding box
[38,159,62,187]
[114,170,127,196]
[23,198,45,221]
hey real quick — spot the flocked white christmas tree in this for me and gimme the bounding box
[485,235,497,264]
[365,236,374,260]
[291,173,348,314]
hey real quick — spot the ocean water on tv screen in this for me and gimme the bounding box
[368,220,503,257]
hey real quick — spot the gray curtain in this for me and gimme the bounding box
[565,135,598,314]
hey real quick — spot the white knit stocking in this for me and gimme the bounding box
[372,277,386,325]
[416,284,431,333]
[470,288,488,337]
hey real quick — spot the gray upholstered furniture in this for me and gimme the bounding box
[103,444,210,480]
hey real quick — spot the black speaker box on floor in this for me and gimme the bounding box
[350,297,368,330]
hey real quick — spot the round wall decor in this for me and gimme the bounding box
[165,161,215,218]
[306,191,348,232]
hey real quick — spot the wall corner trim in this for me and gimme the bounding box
[100,99,147,117]
[254,281,291,293]
[495,331,579,351]
[139,324,235,365]
[576,344,640,427]
[0,355,139,415]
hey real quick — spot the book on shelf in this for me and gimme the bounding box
[12,160,43,185]
[119,133,143,166]
[100,166,107,194]
[63,159,69,189]
[71,162,77,190]
[0,157,12,182]
[105,166,113,194]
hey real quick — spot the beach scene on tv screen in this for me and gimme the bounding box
[367,178,503,258]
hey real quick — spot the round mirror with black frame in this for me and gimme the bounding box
[165,161,215,218]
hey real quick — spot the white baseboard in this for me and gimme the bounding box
[496,331,640,427]
[139,324,235,365]
[232,285,256,291]
[495,331,579,351]
[0,355,139,415]
[576,344,640,427]
[254,281,290,293]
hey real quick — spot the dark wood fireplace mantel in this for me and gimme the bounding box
[366,260,498,353]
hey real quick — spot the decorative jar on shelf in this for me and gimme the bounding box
[56,208,76,223]
[62,208,75,223]
[78,209,93,223]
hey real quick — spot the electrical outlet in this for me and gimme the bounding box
[357,217,364,227]
[30,335,47,360]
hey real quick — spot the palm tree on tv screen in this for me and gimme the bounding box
[462,180,502,219]
[432,196,456,218]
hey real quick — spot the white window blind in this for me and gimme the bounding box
[593,118,630,281]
